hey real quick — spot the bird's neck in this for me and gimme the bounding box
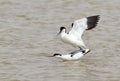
[60,29,67,37]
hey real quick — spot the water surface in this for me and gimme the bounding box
[0,0,120,81]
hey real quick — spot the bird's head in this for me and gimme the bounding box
[53,53,62,57]
[57,26,66,35]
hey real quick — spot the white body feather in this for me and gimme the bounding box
[60,18,87,49]
[56,52,84,60]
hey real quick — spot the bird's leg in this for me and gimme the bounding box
[79,47,83,51]
[79,46,91,54]
[78,47,85,53]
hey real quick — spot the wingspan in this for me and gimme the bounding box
[69,15,100,39]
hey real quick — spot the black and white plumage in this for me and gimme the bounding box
[58,15,100,54]
[52,48,87,60]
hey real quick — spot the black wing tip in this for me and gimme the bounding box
[86,15,100,30]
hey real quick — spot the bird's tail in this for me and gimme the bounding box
[83,49,91,55]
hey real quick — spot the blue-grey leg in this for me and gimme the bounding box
[79,47,85,53]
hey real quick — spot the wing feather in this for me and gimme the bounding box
[69,15,100,39]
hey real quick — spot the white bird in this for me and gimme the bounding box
[52,48,86,61]
[58,15,100,54]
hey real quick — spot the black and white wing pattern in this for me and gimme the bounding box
[69,15,100,38]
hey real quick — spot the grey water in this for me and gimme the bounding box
[0,0,120,81]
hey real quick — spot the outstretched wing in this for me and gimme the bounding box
[69,15,100,39]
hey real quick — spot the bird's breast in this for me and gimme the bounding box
[61,35,76,45]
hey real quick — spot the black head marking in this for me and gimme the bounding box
[57,26,66,35]
[60,27,66,31]
[53,53,62,57]
[86,15,100,30]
